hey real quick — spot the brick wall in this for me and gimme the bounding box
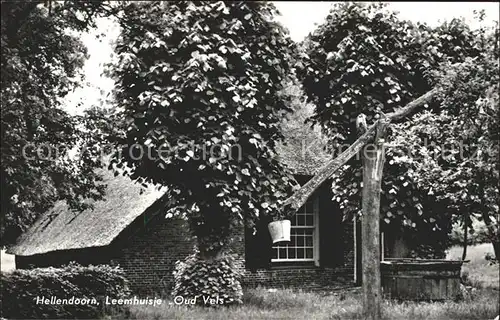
[111,215,195,295]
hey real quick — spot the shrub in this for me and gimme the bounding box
[449,220,492,246]
[0,262,130,319]
[172,252,243,307]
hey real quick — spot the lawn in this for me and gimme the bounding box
[446,243,499,289]
[110,288,499,320]
[108,244,499,320]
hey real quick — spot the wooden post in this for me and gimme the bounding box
[361,119,388,320]
[283,89,438,214]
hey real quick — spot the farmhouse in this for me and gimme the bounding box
[7,120,423,294]
[7,158,365,295]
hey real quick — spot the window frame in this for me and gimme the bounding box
[271,195,320,266]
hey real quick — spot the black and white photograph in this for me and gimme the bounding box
[0,1,499,319]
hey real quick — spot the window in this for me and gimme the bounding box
[272,196,319,264]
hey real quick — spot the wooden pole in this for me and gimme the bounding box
[462,212,468,261]
[361,119,388,320]
[283,89,438,214]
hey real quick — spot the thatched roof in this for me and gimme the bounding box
[7,168,167,256]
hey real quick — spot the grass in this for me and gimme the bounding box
[446,243,499,289]
[110,288,499,320]
[107,244,499,320]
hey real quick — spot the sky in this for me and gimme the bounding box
[273,1,499,41]
[64,1,500,115]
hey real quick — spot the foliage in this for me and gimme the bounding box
[297,2,498,257]
[0,262,130,319]
[0,1,112,246]
[450,219,494,246]
[484,253,497,266]
[275,81,331,180]
[172,253,243,307]
[108,1,298,254]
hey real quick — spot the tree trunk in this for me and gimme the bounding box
[361,120,388,320]
[190,215,230,261]
[461,213,468,261]
[197,232,226,261]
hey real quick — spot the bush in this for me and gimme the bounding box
[449,220,492,246]
[172,253,243,307]
[0,262,130,319]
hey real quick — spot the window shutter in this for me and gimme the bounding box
[319,182,344,268]
[245,217,273,271]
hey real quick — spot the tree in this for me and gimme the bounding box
[275,82,331,174]
[292,2,498,318]
[404,25,499,261]
[297,2,494,258]
[0,1,111,246]
[108,1,298,260]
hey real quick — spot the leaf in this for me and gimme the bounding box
[191,50,200,59]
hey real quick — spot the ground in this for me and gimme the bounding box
[107,243,499,320]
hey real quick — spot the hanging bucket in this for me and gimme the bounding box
[268,220,291,244]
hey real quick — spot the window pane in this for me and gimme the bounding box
[297,249,304,259]
[297,215,305,226]
[272,249,278,259]
[297,235,305,246]
[306,248,313,259]
[305,215,313,226]
[306,236,313,246]
[279,248,287,259]
[288,248,296,259]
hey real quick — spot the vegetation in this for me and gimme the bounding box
[450,219,495,246]
[115,289,498,320]
[108,1,299,258]
[0,263,130,319]
[447,243,499,289]
[1,2,498,317]
[296,2,499,260]
[172,252,243,306]
[0,1,114,246]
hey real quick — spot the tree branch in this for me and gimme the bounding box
[385,88,439,122]
[283,88,439,214]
